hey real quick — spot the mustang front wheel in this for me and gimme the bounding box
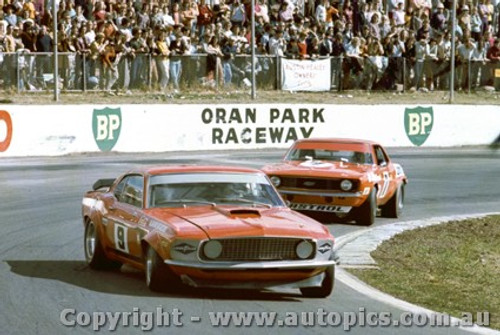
[84,220,121,270]
[145,247,182,292]
[300,265,335,298]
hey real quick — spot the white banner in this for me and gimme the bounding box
[281,59,331,91]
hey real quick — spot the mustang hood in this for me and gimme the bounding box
[146,206,330,240]
[263,161,371,179]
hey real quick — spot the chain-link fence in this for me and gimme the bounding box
[1,52,499,93]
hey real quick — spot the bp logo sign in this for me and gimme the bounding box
[405,106,433,146]
[92,107,121,151]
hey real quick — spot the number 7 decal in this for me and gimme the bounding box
[379,172,391,198]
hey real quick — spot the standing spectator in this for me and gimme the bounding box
[129,27,149,88]
[431,2,447,34]
[230,0,246,28]
[343,36,363,88]
[74,25,89,89]
[413,36,429,90]
[197,0,213,37]
[35,24,52,77]
[315,0,328,26]
[152,28,170,95]
[486,38,500,84]
[3,25,19,90]
[470,6,483,42]
[4,5,18,27]
[457,37,477,89]
[102,36,119,94]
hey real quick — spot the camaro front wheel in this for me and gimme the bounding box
[300,265,335,298]
[381,183,405,218]
[84,220,121,270]
[356,188,377,226]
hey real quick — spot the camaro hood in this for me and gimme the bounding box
[262,161,371,179]
[145,206,331,240]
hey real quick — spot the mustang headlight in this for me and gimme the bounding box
[203,240,223,259]
[270,176,281,187]
[340,179,353,191]
[296,240,314,259]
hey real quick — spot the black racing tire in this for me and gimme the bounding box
[356,188,377,226]
[381,183,405,218]
[145,246,183,292]
[300,265,335,298]
[84,220,121,270]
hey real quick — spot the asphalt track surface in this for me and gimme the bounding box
[1,147,499,335]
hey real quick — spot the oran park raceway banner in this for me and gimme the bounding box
[0,104,499,157]
[281,59,331,91]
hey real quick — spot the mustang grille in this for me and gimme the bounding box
[279,177,359,191]
[200,238,315,261]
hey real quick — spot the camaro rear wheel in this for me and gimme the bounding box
[84,220,121,270]
[145,247,182,292]
[356,188,377,226]
[381,183,405,218]
[300,265,335,298]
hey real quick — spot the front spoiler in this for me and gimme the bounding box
[164,259,337,270]
[179,270,330,289]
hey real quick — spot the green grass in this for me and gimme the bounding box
[349,215,500,330]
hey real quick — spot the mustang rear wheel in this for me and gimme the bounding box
[84,220,121,270]
[381,183,405,218]
[356,188,377,226]
[145,247,182,292]
[300,265,335,298]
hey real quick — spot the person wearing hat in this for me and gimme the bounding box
[431,2,447,33]
[458,4,471,33]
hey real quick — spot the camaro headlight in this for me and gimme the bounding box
[296,240,314,259]
[340,179,353,191]
[270,176,281,187]
[203,240,223,259]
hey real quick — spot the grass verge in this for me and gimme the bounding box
[348,215,500,330]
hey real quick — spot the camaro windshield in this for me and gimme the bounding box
[149,173,285,208]
[286,148,373,164]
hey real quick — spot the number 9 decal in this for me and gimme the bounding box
[114,224,129,253]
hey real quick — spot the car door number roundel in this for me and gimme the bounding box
[114,224,129,253]
[379,172,391,198]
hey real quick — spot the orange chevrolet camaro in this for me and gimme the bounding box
[81,166,336,297]
[262,138,408,226]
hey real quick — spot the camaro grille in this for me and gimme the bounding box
[200,238,315,261]
[279,177,359,191]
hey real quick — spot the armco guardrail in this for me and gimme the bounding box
[0,104,499,157]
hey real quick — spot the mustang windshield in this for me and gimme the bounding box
[286,148,373,164]
[149,173,285,208]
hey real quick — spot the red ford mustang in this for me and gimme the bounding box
[262,138,408,225]
[81,165,336,297]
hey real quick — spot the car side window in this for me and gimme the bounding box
[374,146,388,166]
[113,177,128,200]
[121,175,144,208]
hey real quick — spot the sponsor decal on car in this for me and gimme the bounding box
[0,110,13,152]
[289,203,351,213]
[92,107,122,151]
[201,107,325,145]
[404,106,433,146]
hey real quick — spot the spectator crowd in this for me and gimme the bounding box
[1,0,500,94]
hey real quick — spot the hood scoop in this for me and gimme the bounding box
[216,207,262,218]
